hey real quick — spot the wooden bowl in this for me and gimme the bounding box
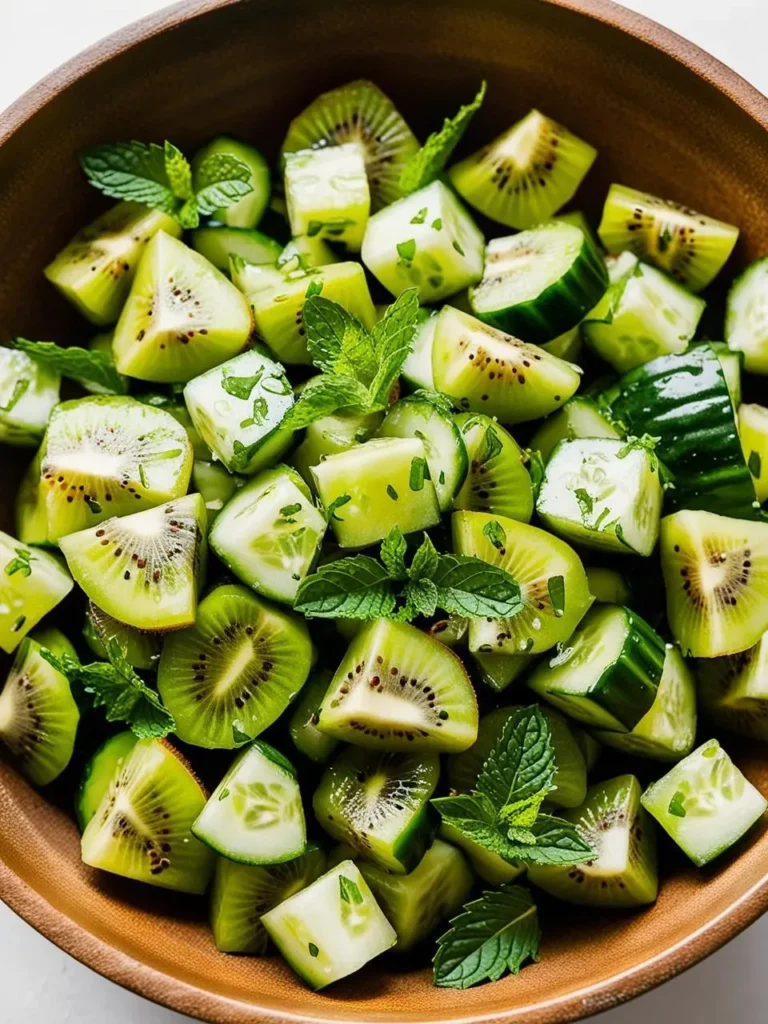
[2,0,768,1020]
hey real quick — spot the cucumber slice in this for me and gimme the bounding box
[726,258,768,374]
[452,412,534,523]
[291,406,383,490]
[311,437,440,549]
[739,403,768,504]
[536,437,663,556]
[697,631,768,741]
[358,839,473,952]
[553,211,603,261]
[708,341,742,408]
[586,567,633,605]
[192,741,306,865]
[285,142,370,252]
[527,605,665,732]
[211,844,326,954]
[191,459,245,527]
[190,227,282,272]
[470,222,608,344]
[210,465,326,604]
[313,746,439,873]
[183,348,294,475]
[401,310,438,390]
[261,859,397,989]
[432,307,582,425]
[289,669,338,763]
[277,235,340,273]
[0,349,59,448]
[76,731,137,831]
[192,136,271,229]
[377,396,467,511]
[470,650,535,692]
[361,180,485,304]
[439,823,524,886]
[593,644,697,761]
[0,533,73,653]
[641,739,767,866]
[542,324,583,362]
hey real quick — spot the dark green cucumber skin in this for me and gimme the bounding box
[474,238,608,344]
[598,345,758,519]
[593,609,666,731]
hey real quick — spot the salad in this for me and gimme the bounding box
[2,77,768,993]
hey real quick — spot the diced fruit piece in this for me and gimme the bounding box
[586,567,633,605]
[190,226,282,271]
[449,109,596,229]
[157,583,312,749]
[401,310,438,390]
[452,412,534,523]
[527,605,665,732]
[641,739,767,866]
[528,775,658,907]
[277,235,340,273]
[285,143,370,252]
[438,821,524,885]
[709,341,742,408]
[427,615,469,650]
[726,257,768,374]
[362,180,484,303]
[432,307,581,425]
[291,407,383,490]
[542,324,583,362]
[289,669,338,763]
[192,136,271,229]
[59,493,206,632]
[660,509,768,657]
[311,437,440,549]
[0,349,59,447]
[137,392,210,459]
[0,534,73,653]
[471,650,535,692]
[697,631,768,740]
[183,348,294,475]
[80,737,215,893]
[76,731,137,830]
[531,396,621,462]
[44,202,181,326]
[317,619,478,753]
[739,403,768,504]
[15,451,49,547]
[552,211,603,260]
[83,601,163,671]
[112,231,253,383]
[191,459,245,527]
[576,729,602,772]
[452,510,593,656]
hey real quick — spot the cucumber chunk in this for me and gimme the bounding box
[261,859,397,989]
[277,235,340,272]
[709,341,742,408]
[470,650,535,692]
[0,349,59,448]
[527,605,666,732]
[531,396,621,462]
[289,670,338,763]
[401,310,438,390]
[0,533,73,653]
[453,413,534,524]
[291,406,383,490]
[285,142,370,252]
[190,226,282,271]
[641,739,767,866]
[726,257,768,374]
[438,822,524,885]
[192,136,271,229]
[76,731,137,830]
[739,403,768,504]
[191,459,245,527]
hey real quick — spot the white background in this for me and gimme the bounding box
[1,0,767,1021]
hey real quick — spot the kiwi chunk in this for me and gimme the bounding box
[453,413,534,523]
[281,79,419,210]
[291,407,383,491]
[660,509,768,657]
[15,450,49,547]
[136,392,210,460]
[449,109,597,230]
[0,629,79,786]
[192,136,271,229]
[285,143,370,252]
[211,844,326,954]
[59,493,207,633]
[83,601,163,671]
[80,737,215,893]
[158,583,312,749]
[528,775,658,907]
[452,510,593,656]
[289,669,338,764]
[470,650,535,693]
[191,459,245,528]
[697,631,768,741]
[317,619,478,753]
[112,231,253,383]
[44,202,182,326]
[0,533,74,653]
[76,731,137,831]
[739,403,768,504]
[597,184,739,292]
[40,396,193,542]
[0,349,59,448]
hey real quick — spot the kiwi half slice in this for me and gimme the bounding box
[313,745,440,873]
[0,628,79,787]
[157,583,312,749]
[697,631,768,741]
[59,493,207,633]
[0,532,74,653]
[661,509,768,657]
[281,80,419,210]
[83,601,163,671]
[452,412,534,523]
[80,737,215,893]
[76,731,137,831]
[316,619,478,753]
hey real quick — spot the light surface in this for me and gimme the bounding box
[1,0,768,1021]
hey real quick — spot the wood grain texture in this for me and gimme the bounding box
[1,0,768,1021]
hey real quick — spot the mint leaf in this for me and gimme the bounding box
[380,527,408,579]
[78,141,176,212]
[409,533,440,581]
[194,153,254,216]
[13,338,128,395]
[476,706,555,812]
[411,388,455,416]
[294,556,397,619]
[163,141,194,201]
[499,792,549,829]
[368,289,421,406]
[669,790,687,818]
[400,81,487,195]
[232,723,252,745]
[574,487,594,520]
[281,374,369,431]
[402,577,439,618]
[339,874,364,905]
[480,425,503,464]
[325,494,352,523]
[409,455,428,491]
[431,554,523,618]
[433,884,540,989]
[505,815,594,865]
[304,296,378,382]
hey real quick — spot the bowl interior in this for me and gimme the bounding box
[2,1,768,1021]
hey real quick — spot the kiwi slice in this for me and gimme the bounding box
[59,493,207,633]
[313,745,440,873]
[289,669,338,764]
[0,628,79,786]
[452,510,593,656]
[44,202,182,326]
[597,184,739,292]
[40,396,193,542]
[80,737,215,893]
[83,601,163,672]
[191,459,245,528]
[452,412,534,523]
[76,731,137,831]
[358,839,474,952]
[316,619,479,753]
[428,615,469,649]
[528,775,658,908]
[16,450,50,546]
[281,80,419,210]
[0,532,74,653]
[112,231,253,384]
[660,509,768,658]
[449,109,597,230]
[211,844,327,953]
[157,583,312,749]
[697,631,768,740]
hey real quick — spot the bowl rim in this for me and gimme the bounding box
[2,0,768,1021]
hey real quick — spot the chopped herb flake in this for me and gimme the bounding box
[339,874,364,905]
[308,942,320,958]
[431,218,443,230]
[668,791,687,818]
[280,503,303,518]
[327,494,352,521]
[4,548,34,578]
[409,457,427,491]
[221,370,264,400]
[749,450,762,479]
[483,519,506,551]
[397,239,417,262]
[452,239,466,256]
[387,484,399,500]
[411,207,428,224]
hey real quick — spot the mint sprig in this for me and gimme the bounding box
[12,338,127,396]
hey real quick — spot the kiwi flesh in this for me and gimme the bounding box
[157,583,312,749]
[289,669,339,764]
[0,532,74,654]
[191,459,245,528]
[76,731,137,831]
[660,509,768,657]
[40,396,193,542]
[697,630,768,740]
[452,412,534,522]
[281,80,419,210]
[0,628,79,787]
[470,650,536,692]
[313,745,440,873]
[527,775,658,908]
[80,737,215,893]
[316,619,479,753]
[15,450,50,547]
[83,601,163,672]
[137,392,210,460]
[59,493,207,633]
